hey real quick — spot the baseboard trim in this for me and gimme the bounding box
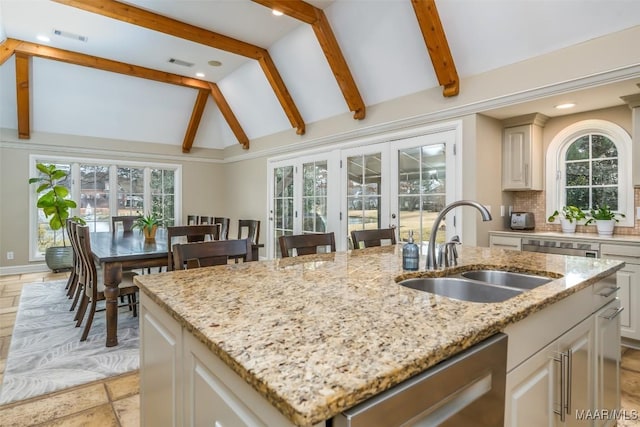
[0,263,50,276]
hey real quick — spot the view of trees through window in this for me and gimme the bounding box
[565,134,619,211]
[32,159,178,256]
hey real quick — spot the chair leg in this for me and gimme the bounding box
[66,270,77,295]
[75,294,88,326]
[80,299,97,341]
[70,282,83,312]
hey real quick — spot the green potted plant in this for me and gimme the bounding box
[548,205,586,233]
[28,163,85,271]
[132,212,163,242]
[585,205,625,236]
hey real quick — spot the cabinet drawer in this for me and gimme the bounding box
[490,236,522,251]
[601,243,640,263]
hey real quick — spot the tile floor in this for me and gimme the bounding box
[0,271,139,426]
[1,271,640,426]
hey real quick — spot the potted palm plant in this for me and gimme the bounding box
[547,205,586,233]
[585,205,625,236]
[132,212,163,242]
[28,163,85,271]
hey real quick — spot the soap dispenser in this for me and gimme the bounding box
[402,230,419,271]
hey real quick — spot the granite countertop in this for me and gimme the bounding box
[134,245,624,426]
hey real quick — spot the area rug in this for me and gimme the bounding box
[0,280,139,405]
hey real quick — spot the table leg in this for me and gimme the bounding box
[103,262,122,347]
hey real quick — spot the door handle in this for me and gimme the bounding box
[600,306,624,320]
[597,286,620,298]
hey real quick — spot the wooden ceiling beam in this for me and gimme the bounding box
[11,39,211,90]
[253,0,366,120]
[53,0,306,135]
[411,0,459,97]
[15,53,31,139]
[8,38,250,149]
[182,89,209,153]
[0,38,20,65]
[209,83,250,150]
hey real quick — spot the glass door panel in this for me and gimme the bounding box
[346,153,382,242]
[397,144,446,244]
[272,165,294,257]
[302,161,328,233]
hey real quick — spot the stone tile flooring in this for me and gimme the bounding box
[0,271,139,427]
[1,271,640,426]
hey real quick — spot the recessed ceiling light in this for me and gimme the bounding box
[208,60,222,67]
[272,9,283,16]
[36,35,50,43]
[555,102,576,109]
[195,72,205,78]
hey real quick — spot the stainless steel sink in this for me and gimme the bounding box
[460,270,552,290]
[399,277,523,303]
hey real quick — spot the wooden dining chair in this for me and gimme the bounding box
[351,228,397,249]
[111,215,138,235]
[187,215,199,225]
[199,216,213,225]
[167,224,219,271]
[237,219,260,245]
[279,232,336,258]
[74,223,139,342]
[65,219,82,309]
[214,217,230,240]
[173,238,253,270]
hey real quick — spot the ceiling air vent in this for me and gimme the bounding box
[168,58,194,67]
[53,29,88,42]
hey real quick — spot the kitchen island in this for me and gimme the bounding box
[134,244,624,426]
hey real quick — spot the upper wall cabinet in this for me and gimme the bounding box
[621,93,640,187]
[502,113,548,191]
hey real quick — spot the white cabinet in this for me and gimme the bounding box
[594,299,622,427]
[505,312,593,426]
[502,113,548,191]
[140,292,312,427]
[489,235,521,251]
[504,274,619,426]
[140,295,183,427]
[600,243,640,343]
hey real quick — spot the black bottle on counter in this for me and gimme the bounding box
[402,230,419,271]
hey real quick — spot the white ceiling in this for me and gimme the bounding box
[1,0,640,150]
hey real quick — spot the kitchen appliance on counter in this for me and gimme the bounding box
[510,212,535,230]
[521,238,600,258]
[333,333,507,427]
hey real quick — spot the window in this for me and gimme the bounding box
[30,155,181,260]
[546,119,633,226]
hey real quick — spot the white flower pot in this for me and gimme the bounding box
[595,219,615,236]
[560,218,576,233]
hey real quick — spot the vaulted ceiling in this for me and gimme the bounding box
[1,0,639,152]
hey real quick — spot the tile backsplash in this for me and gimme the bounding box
[511,188,640,236]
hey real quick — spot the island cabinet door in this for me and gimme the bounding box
[140,295,184,427]
[505,317,594,427]
[182,332,299,427]
[504,340,556,427]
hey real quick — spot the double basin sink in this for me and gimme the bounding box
[399,269,555,303]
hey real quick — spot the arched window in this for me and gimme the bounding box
[546,119,633,227]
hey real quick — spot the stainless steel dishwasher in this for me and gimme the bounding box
[333,333,507,427]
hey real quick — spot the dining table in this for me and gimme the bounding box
[90,230,168,347]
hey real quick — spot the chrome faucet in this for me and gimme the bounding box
[426,200,492,270]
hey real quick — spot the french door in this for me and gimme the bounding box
[341,143,390,251]
[390,130,457,249]
[268,124,459,258]
[268,153,339,258]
